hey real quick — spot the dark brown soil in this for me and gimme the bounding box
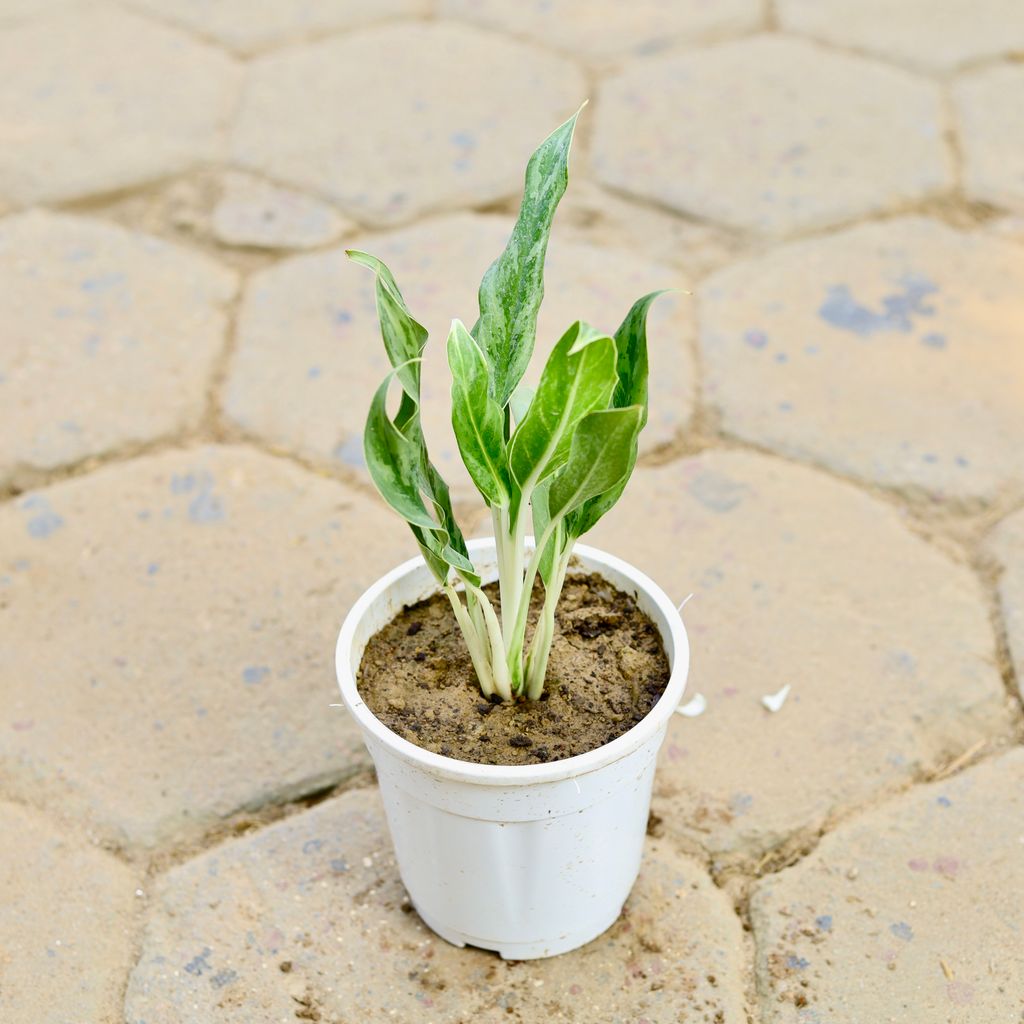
[357,572,670,765]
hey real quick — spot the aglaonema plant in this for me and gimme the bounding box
[350,108,665,702]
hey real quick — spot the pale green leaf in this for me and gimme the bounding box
[566,291,666,537]
[547,406,644,522]
[507,320,617,490]
[347,249,426,402]
[362,372,436,531]
[447,319,510,507]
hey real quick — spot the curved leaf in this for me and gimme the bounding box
[474,107,583,407]
[347,249,426,403]
[507,320,617,490]
[447,319,510,507]
[566,291,666,537]
[547,406,644,522]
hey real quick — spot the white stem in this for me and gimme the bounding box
[525,542,573,700]
[469,584,513,701]
[490,505,511,634]
[444,585,495,698]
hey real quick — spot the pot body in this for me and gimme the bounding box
[335,539,688,960]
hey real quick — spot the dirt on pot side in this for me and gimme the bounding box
[357,572,671,765]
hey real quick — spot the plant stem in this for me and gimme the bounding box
[444,584,495,698]
[468,583,513,701]
[525,542,572,699]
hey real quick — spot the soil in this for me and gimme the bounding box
[357,572,671,765]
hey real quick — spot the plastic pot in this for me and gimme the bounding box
[335,538,689,960]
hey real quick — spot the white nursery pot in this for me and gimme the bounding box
[335,538,689,960]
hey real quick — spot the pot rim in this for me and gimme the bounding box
[335,538,689,787]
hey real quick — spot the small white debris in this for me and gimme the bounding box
[761,684,791,713]
[676,593,694,613]
[675,693,707,718]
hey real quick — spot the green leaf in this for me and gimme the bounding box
[363,372,436,531]
[416,456,480,586]
[473,107,583,406]
[507,320,617,490]
[363,367,478,587]
[347,249,427,402]
[566,291,666,537]
[612,290,665,427]
[547,406,644,523]
[447,319,510,507]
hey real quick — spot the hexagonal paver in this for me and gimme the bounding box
[0,801,138,1024]
[0,211,237,488]
[954,64,1024,212]
[440,0,763,60]
[986,507,1024,701]
[593,36,952,235]
[223,213,693,495]
[127,0,426,55]
[586,450,1014,872]
[751,750,1024,1023]
[698,218,1024,504]
[0,7,241,206]
[230,22,585,226]
[125,787,748,1023]
[211,171,353,250]
[0,446,410,848]
[777,0,1024,73]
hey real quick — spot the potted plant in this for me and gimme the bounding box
[335,109,689,960]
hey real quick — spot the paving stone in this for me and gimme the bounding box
[440,0,763,60]
[224,212,693,495]
[586,450,1013,871]
[593,36,952,236]
[127,0,426,55]
[986,507,1024,701]
[751,749,1024,1023]
[0,801,138,1024]
[0,446,410,848]
[557,178,748,279]
[0,211,236,487]
[124,787,748,1023]
[699,218,1024,504]
[230,22,585,226]
[778,0,1024,72]
[0,7,241,206]
[0,0,89,26]
[984,213,1024,246]
[954,64,1024,212]
[211,171,352,250]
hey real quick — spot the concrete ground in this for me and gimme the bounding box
[1,2,1023,1022]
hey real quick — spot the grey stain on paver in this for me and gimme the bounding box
[20,495,64,539]
[818,275,937,336]
[699,219,1024,502]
